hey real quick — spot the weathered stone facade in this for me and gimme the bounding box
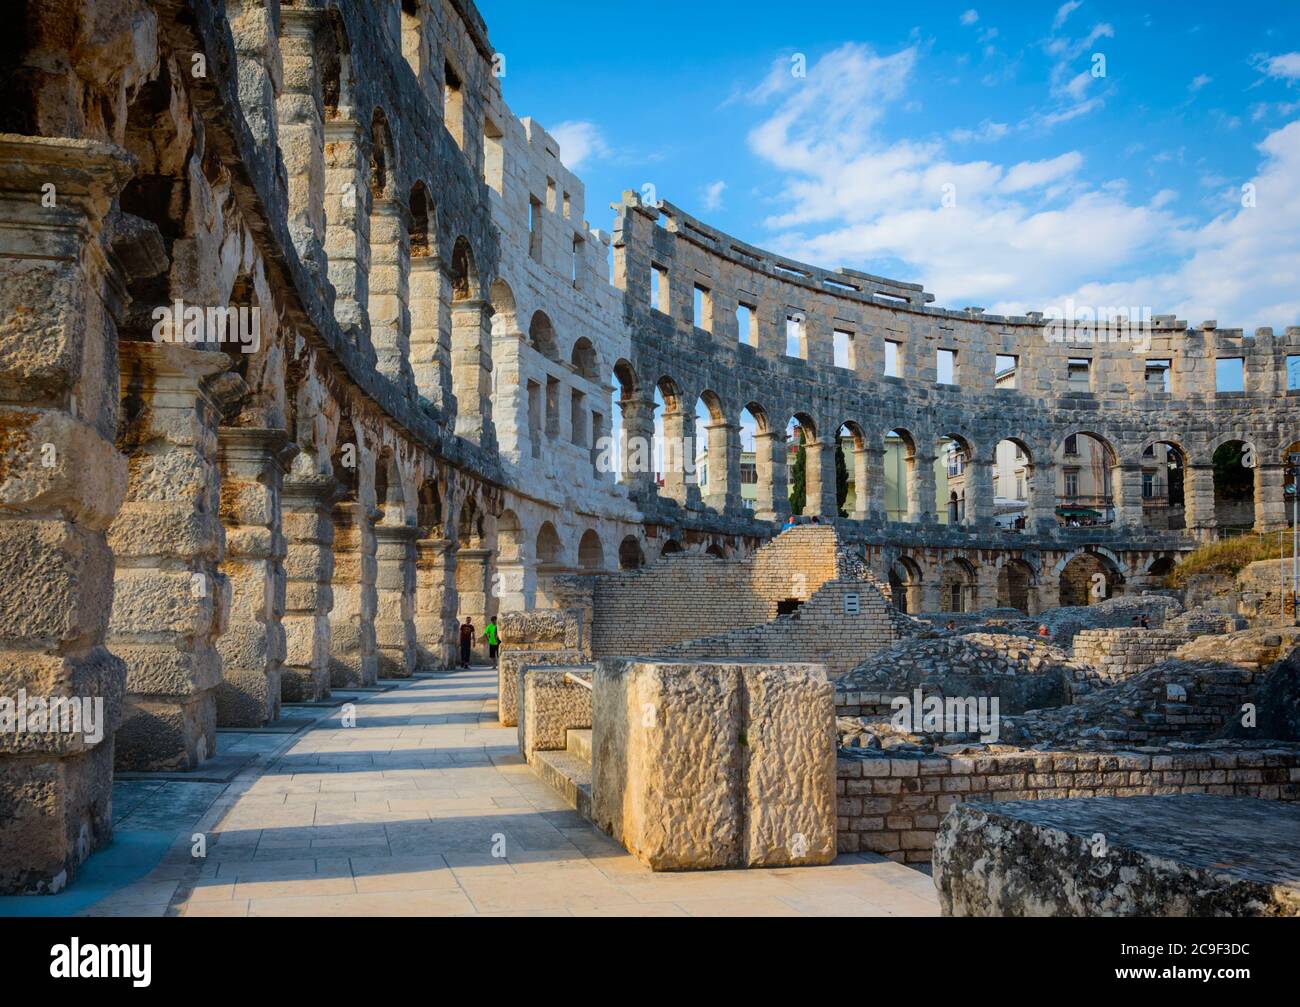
[2,0,1298,895]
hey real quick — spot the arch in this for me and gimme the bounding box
[320,9,353,120]
[1146,555,1176,578]
[1284,439,1300,528]
[996,558,1036,613]
[1139,438,1187,530]
[936,432,974,527]
[368,108,395,200]
[528,310,559,359]
[1055,431,1118,527]
[939,557,977,612]
[415,478,442,537]
[577,529,605,570]
[693,390,727,500]
[1058,550,1124,607]
[1212,439,1256,531]
[489,278,517,337]
[660,539,683,556]
[613,358,638,398]
[408,181,433,258]
[456,494,484,546]
[786,412,817,516]
[536,521,564,566]
[884,428,918,522]
[618,535,644,570]
[373,448,405,524]
[570,337,598,381]
[835,421,868,519]
[888,555,923,614]
[740,403,768,516]
[496,509,522,562]
[705,543,727,559]
[993,437,1034,530]
[450,236,477,301]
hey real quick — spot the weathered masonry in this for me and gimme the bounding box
[0,0,1298,894]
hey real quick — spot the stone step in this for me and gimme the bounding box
[533,749,593,819]
[566,728,592,764]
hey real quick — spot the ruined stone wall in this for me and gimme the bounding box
[1072,628,1189,682]
[836,744,1300,864]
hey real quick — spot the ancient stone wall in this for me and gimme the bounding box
[1071,628,1188,682]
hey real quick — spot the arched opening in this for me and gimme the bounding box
[884,429,917,522]
[611,359,640,485]
[1140,439,1186,530]
[661,539,683,556]
[786,413,816,517]
[450,237,489,443]
[705,543,727,559]
[320,11,354,121]
[1059,551,1123,607]
[369,109,394,202]
[451,237,477,302]
[1056,432,1116,526]
[408,181,432,258]
[496,509,522,563]
[740,403,769,517]
[373,449,405,525]
[416,479,442,537]
[618,535,644,570]
[1212,440,1256,531]
[1147,555,1176,579]
[836,422,867,519]
[578,529,605,571]
[888,557,923,613]
[996,558,1035,613]
[409,181,442,407]
[653,377,686,502]
[940,558,977,612]
[693,391,726,506]
[570,337,598,381]
[936,434,973,526]
[528,310,559,360]
[993,438,1032,530]
[536,522,564,566]
[1285,440,1300,528]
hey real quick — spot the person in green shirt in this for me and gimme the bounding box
[482,617,500,666]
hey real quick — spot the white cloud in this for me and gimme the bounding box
[1189,73,1212,92]
[1053,1,1083,30]
[744,43,1300,330]
[960,9,979,26]
[701,180,727,211]
[1261,52,1300,81]
[548,121,610,169]
[950,120,1010,143]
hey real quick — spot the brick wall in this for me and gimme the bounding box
[836,745,1300,863]
[1071,628,1188,682]
[589,526,843,657]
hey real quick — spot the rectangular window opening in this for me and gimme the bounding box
[937,348,957,385]
[833,329,854,369]
[1215,356,1244,392]
[736,301,757,346]
[693,284,713,332]
[995,354,1018,389]
[885,339,901,378]
[785,312,806,359]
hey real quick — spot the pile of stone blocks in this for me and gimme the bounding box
[933,794,1300,916]
[591,659,836,870]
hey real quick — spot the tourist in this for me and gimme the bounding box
[781,514,798,532]
[458,617,475,668]
[483,616,500,666]
[1140,614,1151,630]
[1038,624,1050,638]
[945,620,957,632]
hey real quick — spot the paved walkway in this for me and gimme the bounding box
[70,667,940,917]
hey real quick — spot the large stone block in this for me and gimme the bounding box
[518,666,592,761]
[498,647,583,727]
[934,794,1300,916]
[591,659,835,871]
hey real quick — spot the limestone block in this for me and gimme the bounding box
[0,520,117,648]
[497,647,583,726]
[591,659,835,870]
[519,666,592,761]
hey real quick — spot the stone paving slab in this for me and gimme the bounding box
[61,667,941,917]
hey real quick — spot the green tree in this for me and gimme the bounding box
[835,438,849,517]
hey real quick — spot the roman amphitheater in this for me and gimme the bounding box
[0,0,1297,917]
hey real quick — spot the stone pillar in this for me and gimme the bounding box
[368,197,412,391]
[960,457,991,529]
[1029,461,1056,534]
[227,0,283,158]
[415,537,460,669]
[754,430,789,523]
[1254,463,1285,531]
[0,137,133,894]
[619,396,656,500]
[410,256,449,410]
[912,451,937,523]
[216,427,290,727]
[324,119,368,333]
[659,407,689,505]
[704,419,740,512]
[276,7,327,279]
[848,446,871,521]
[329,500,378,687]
[456,547,491,664]
[803,439,837,519]
[863,446,887,523]
[1185,464,1216,537]
[374,522,418,678]
[1116,462,1143,527]
[452,298,494,448]
[109,343,231,771]
[280,476,336,701]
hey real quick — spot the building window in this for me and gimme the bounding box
[785,312,806,359]
[1142,470,1156,498]
[1064,434,1079,456]
[1289,355,1300,391]
[650,264,669,313]
[571,233,584,288]
[528,195,543,262]
[736,301,757,346]
[1064,471,1079,498]
[885,340,901,377]
[995,354,1018,388]
[833,329,854,369]
[1145,358,1171,393]
[1215,356,1245,392]
[443,61,464,149]
[693,284,712,332]
[483,117,504,194]
[1067,358,1091,391]
[937,348,957,385]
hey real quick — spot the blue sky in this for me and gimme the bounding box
[478,0,1300,330]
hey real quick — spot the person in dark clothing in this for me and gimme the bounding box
[458,617,475,668]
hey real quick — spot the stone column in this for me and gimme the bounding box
[109,343,231,771]
[1029,461,1056,533]
[912,451,937,523]
[280,476,336,701]
[1184,464,1216,537]
[324,119,368,333]
[659,407,689,505]
[329,500,378,687]
[410,256,450,410]
[368,196,412,391]
[803,439,838,519]
[0,137,133,894]
[374,522,418,678]
[863,446,887,523]
[848,445,871,521]
[703,419,740,512]
[968,457,995,529]
[1115,462,1143,527]
[452,298,494,448]
[753,430,789,523]
[276,7,327,279]
[619,396,656,499]
[415,537,460,669]
[215,427,290,727]
[1254,463,1285,531]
